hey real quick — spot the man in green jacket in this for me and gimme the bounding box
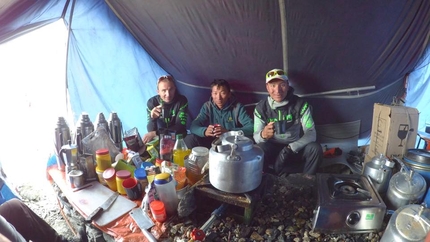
[254,69,322,175]
[184,79,254,149]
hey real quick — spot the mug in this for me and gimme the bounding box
[274,120,287,135]
[122,178,142,200]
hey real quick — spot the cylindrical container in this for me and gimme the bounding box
[116,170,131,195]
[134,168,148,196]
[103,168,117,191]
[185,147,209,185]
[96,149,112,170]
[108,112,123,150]
[154,173,179,216]
[150,200,166,223]
[68,169,85,188]
[95,166,107,185]
[79,112,94,138]
[402,149,430,184]
[94,112,109,133]
[173,134,191,167]
[381,204,430,242]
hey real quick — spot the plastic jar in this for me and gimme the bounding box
[96,149,112,170]
[103,168,117,191]
[134,168,148,196]
[116,170,131,195]
[185,147,209,185]
[154,173,178,216]
[95,166,107,185]
[150,200,166,223]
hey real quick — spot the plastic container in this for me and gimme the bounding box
[103,168,117,191]
[173,134,191,167]
[95,166,107,185]
[96,149,112,170]
[134,168,148,196]
[185,147,209,185]
[150,200,167,223]
[116,170,131,195]
[154,173,179,216]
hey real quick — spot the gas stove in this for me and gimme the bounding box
[312,173,386,234]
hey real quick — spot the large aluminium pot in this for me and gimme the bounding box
[381,204,430,242]
[209,130,264,193]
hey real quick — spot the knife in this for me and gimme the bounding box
[85,192,119,222]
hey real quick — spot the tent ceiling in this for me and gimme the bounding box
[1,0,429,139]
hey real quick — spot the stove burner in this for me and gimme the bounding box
[328,176,371,200]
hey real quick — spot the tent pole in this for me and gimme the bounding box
[64,0,76,118]
[279,0,288,72]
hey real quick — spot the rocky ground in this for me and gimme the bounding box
[11,172,386,242]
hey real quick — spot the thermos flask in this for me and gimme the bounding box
[108,112,123,150]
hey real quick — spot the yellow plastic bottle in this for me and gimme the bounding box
[172,134,191,167]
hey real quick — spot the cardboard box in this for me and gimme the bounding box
[366,103,419,161]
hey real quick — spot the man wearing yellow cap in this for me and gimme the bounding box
[253,69,322,175]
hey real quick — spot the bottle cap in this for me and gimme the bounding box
[176,134,183,139]
[192,146,209,156]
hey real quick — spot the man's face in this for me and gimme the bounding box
[266,79,289,102]
[211,85,231,109]
[157,80,176,103]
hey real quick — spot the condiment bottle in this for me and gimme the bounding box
[172,134,191,167]
[95,149,112,170]
[134,168,148,196]
[185,147,209,185]
[150,200,167,223]
[116,170,131,195]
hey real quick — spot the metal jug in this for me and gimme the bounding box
[108,112,123,150]
[362,153,395,194]
[59,142,79,171]
[209,130,264,193]
[54,117,71,171]
[94,112,109,133]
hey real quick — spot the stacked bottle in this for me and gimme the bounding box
[172,134,191,167]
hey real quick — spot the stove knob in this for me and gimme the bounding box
[346,211,361,226]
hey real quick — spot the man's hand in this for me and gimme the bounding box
[261,122,275,139]
[204,125,217,137]
[150,105,163,119]
[142,131,157,144]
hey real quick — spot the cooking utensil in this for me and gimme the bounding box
[85,192,119,221]
[129,208,157,242]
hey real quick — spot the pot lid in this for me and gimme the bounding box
[395,205,430,240]
[391,170,426,195]
[405,149,430,165]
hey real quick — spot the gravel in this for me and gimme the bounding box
[14,173,385,242]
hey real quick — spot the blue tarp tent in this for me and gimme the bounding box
[1,0,430,143]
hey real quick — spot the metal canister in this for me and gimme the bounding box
[54,117,71,171]
[94,112,109,133]
[108,112,123,150]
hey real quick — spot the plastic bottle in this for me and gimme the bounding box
[154,173,179,216]
[172,134,191,167]
[116,170,131,195]
[95,149,112,170]
[150,200,167,223]
[185,147,209,185]
[134,168,148,196]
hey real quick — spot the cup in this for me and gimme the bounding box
[68,170,85,188]
[122,178,142,200]
[274,120,288,135]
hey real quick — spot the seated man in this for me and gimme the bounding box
[142,75,188,144]
[0,198,85,242]
[185,79,254,149]
[253,69,322,175]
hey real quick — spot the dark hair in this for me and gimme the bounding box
[211,79,230,92]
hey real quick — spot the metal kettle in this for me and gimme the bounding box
[209,130,264,193]
[381,204,430,242]
[362,154,395,194]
